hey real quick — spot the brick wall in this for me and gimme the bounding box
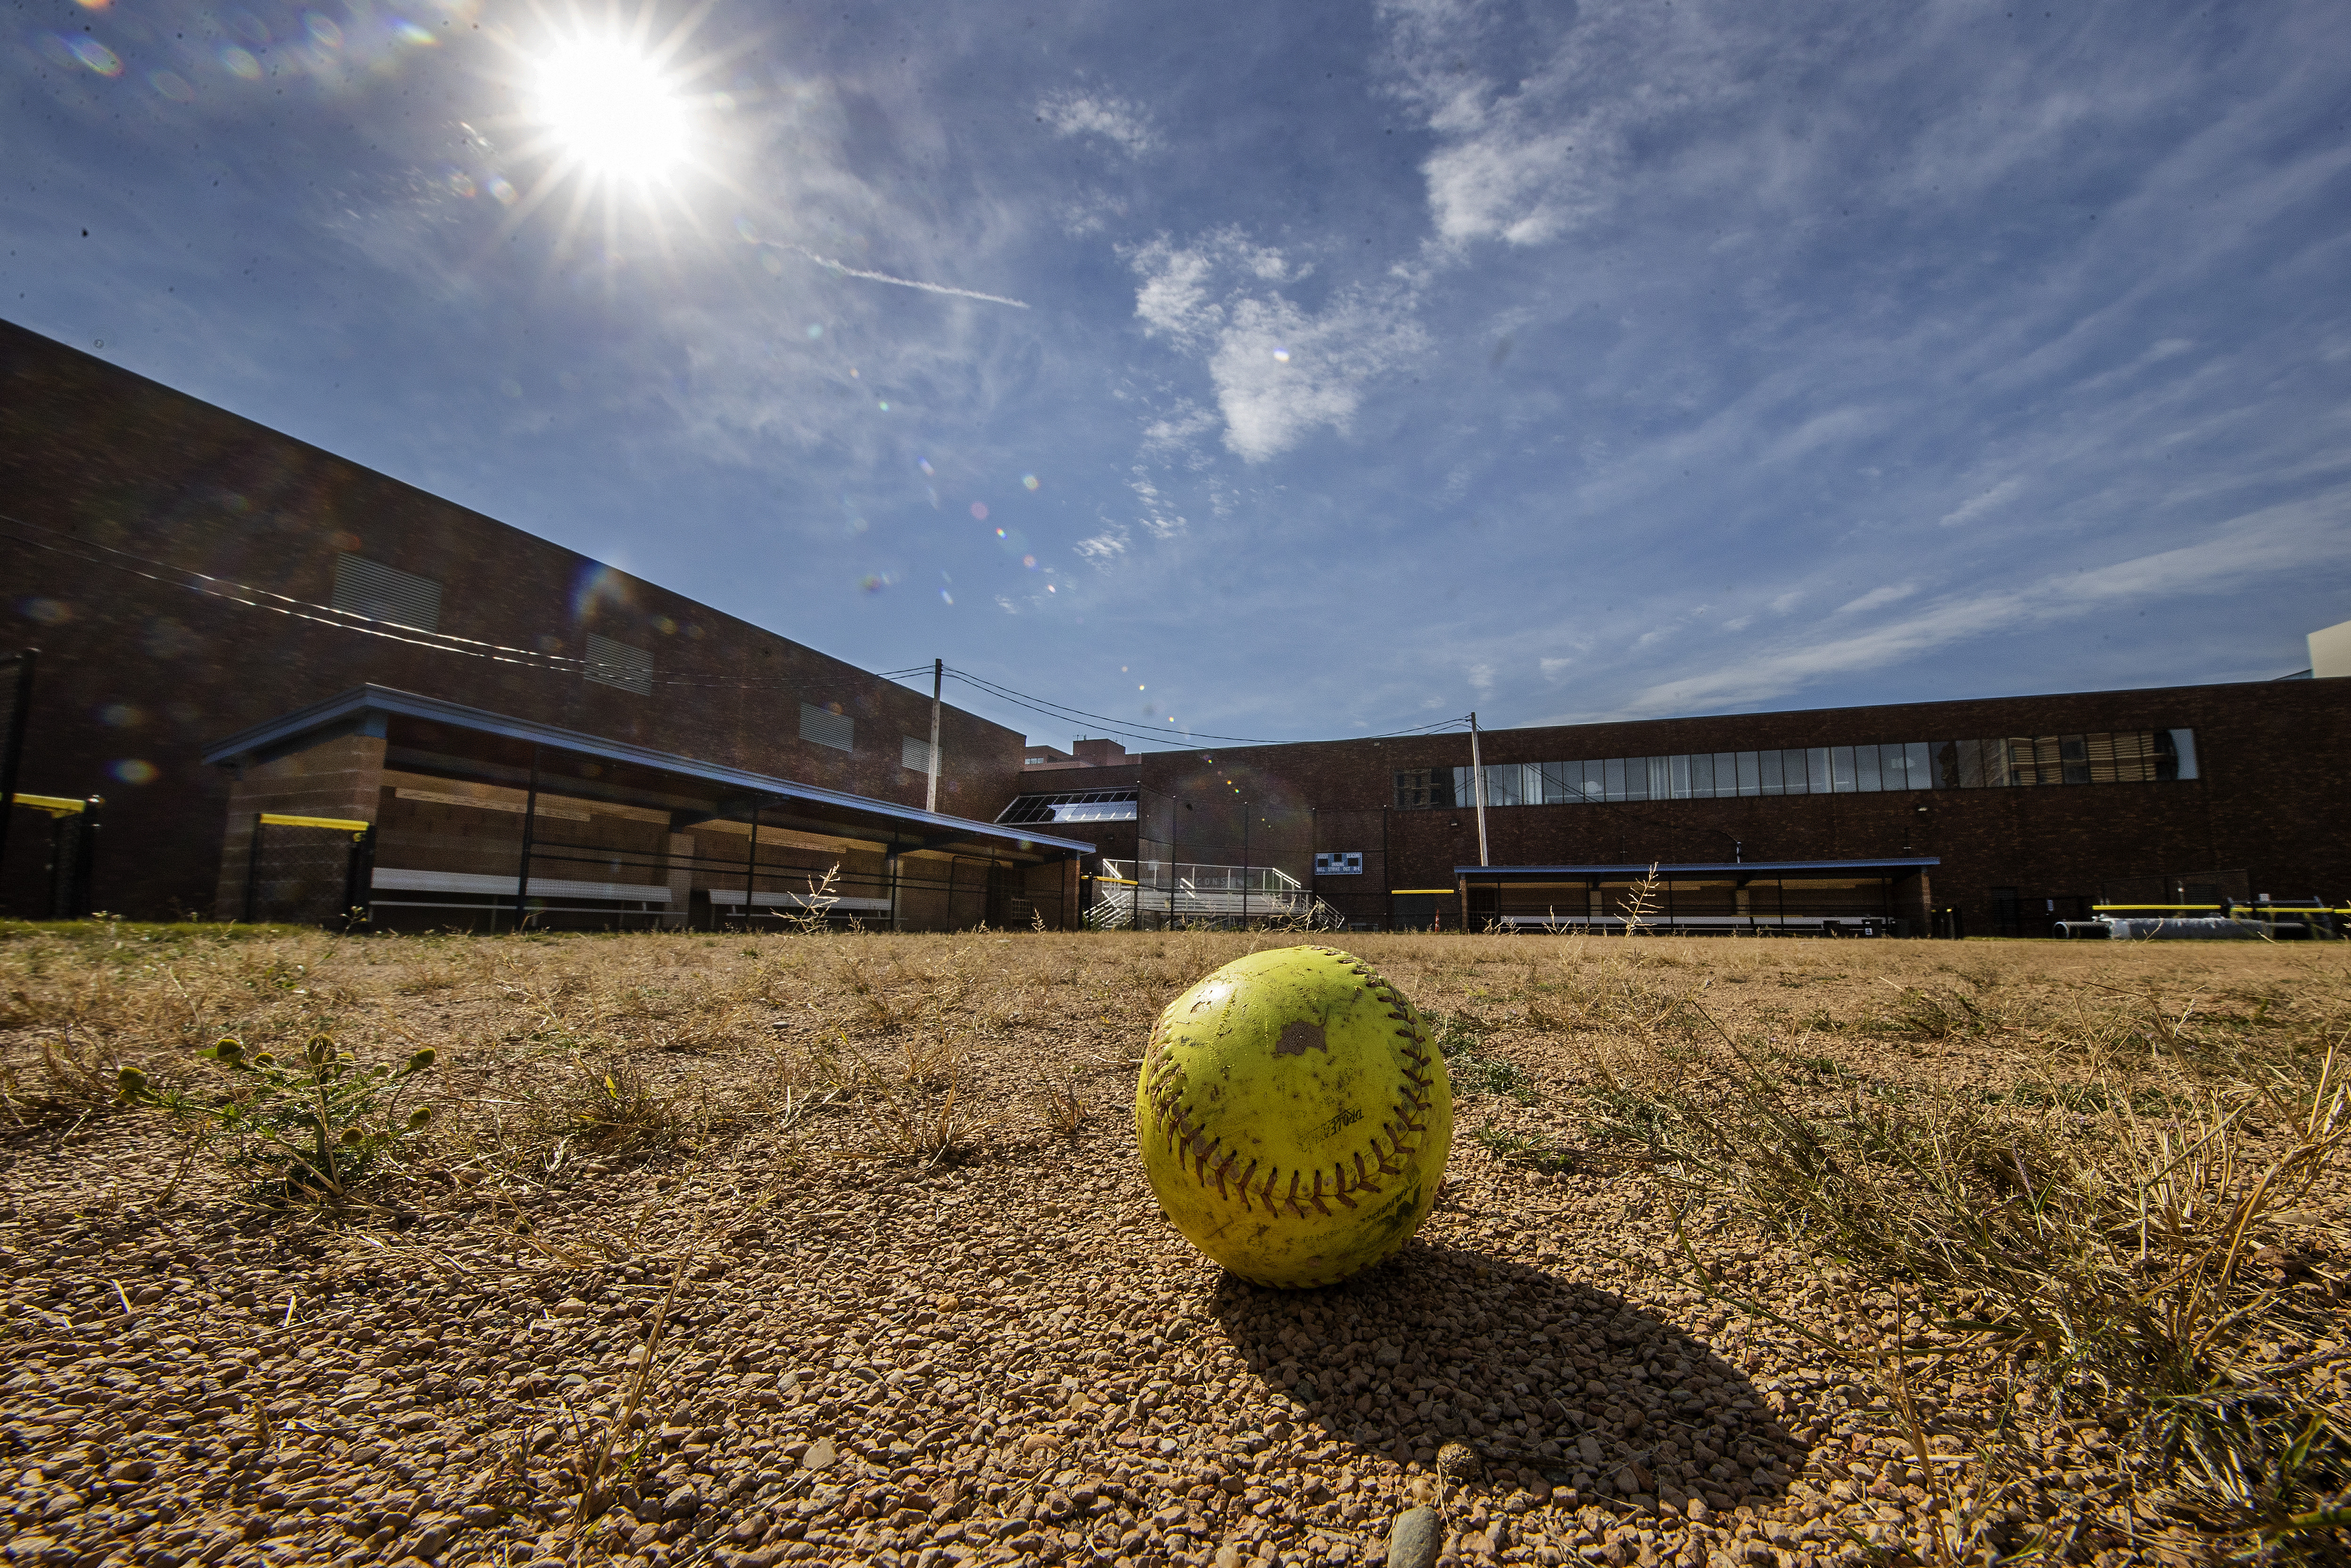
[0,320,1025,919]
[1043,680,2351,936]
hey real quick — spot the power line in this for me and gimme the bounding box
[930,665,1474,751]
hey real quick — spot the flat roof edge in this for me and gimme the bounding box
[205,685,1096,855]
[1455,858,1941,875]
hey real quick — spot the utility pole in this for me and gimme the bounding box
[924,657,943,814]
[1468,712,1490,868]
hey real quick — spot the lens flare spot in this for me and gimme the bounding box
[219,45,261,78]
[150,69,194,100]
[446,168,476,197]
[110,759,157,785]
[394,19,435,44]
[304,12,342,46]
[806,323,823,339]
[939,588,954,605]
[918,457,933,476]
[1022,555,1036,569]
[487,176,516,205]
[99,703,144,728]
[1022,473,1039,491]
[971,502,989,521]
[876,399,890,412]
[994,527,1006,539]
[1271,345,1291,363]
[858,574,888,594]
[68,36,124,74]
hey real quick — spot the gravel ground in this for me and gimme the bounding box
[1,926,2343,1568]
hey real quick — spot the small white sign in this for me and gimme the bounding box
[1314,852,1364,876]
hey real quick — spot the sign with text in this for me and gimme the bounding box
[1314,852,1364,876]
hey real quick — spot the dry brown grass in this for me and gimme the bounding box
[3,918,2347,1563]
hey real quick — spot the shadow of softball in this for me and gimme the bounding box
[1205,1240,1796,1519]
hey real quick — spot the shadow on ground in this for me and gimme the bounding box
[1207,1240,1795,1516]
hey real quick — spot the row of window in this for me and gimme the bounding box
[1395,730,2199,810]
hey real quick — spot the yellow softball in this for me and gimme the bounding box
[1135,945,1453,1289]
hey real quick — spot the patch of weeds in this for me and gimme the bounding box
[1431,1010,1537,1104]
[2006,1082,2187,1116]
[1875,985,1990,1040]
[1469,1119,1584,1173]
[536,1059,686,1162]
[1661,996,2351,1564]
[1451,1051,1536,1102]
[118,1033,435,1202]
[1584,1086,1675,1147]
[0,1025,124,1127]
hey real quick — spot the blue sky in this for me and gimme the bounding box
[8,0,2350,752]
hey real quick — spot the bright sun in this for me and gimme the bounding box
[532,37,688,182]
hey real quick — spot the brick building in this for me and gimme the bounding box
[1000,679,2350,937]
[0,320,1084,926]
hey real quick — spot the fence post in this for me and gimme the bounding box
[344,825,375,933]
[244,811,264,924]
[512,744,540,932]
[744,798,761,933]
[0,649,35,902]
[68,797,99,919]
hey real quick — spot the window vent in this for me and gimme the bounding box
[331,553,442,632]
[800,702,854,752]
[902,735,936,773]
[584,632,654,696]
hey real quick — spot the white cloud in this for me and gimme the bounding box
[1131,233,1428,462]
[1834,582,1917,616]
[1038,91,1160,156]
[1938,477,2023,528]
[1622,485,2351,714]
[1074,526,1129,566]
[1127,468,1188,537]
[1468,662,1495,693]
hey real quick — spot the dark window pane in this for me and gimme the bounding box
[2061,735,2090,785]
[1803,748,1828,793]
[1737,751,1761,796]
[1604,757,1626,802]
[1689,753,1714,798]
[1393,769,1454,810]
[1759,749,1785,795]
[2170,729,2198,780]
[1831,746,1858,793]
[1855,746,1882,792]
[1904,741,1932,789]
[1669,754,1693,799]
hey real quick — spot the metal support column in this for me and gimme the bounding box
[744,798,761,932]
[512,745,540,933]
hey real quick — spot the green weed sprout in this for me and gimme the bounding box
[117,1033,435,1201]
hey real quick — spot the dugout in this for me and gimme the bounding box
[1457,858,1939,936]
[204,686,1092,932]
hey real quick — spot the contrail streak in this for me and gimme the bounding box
[768,242,1030,309]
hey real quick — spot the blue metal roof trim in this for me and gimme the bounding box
[1455,858,1941,876]
[205,685,1096,855]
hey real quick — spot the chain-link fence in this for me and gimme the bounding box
[242,814,374,929]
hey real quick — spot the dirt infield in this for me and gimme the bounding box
[1,924,2344,1568]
